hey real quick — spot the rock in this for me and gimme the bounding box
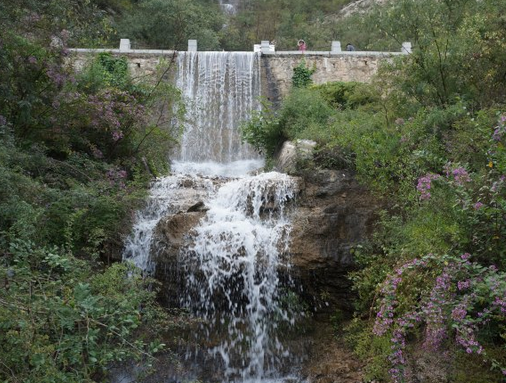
[187,201,207,212]
[153,210,205,306]
[289,169,380,314]
[276,139,317,174]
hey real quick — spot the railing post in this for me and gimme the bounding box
[331,41,342,53]
[119,39,131,52]
[261,40,271,54]
[188,39,197,52]
[402,42,412,54]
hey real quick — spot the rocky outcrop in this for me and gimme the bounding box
[275,139,317,174]
[290,168,379,314]
[274,140,379,313]
[153,210,205,306]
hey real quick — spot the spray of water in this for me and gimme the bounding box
[181,172,298,382]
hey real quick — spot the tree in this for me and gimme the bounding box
[379,0,506,108]
[118,0,224,50]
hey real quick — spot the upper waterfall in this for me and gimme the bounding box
[175,51,262,165]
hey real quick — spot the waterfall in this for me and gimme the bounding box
[175,52,261,164]
[181,172,298,382]
[122,51,304,382]
[219,0,240,15]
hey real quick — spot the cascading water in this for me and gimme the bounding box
[123,51,304,382]
[181,172,299,382]
[175,51,261,165]
[219,0,240,15]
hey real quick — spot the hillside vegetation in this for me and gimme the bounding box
[0,0,184,380]
[2,0,506,381]
[242,0,506,380]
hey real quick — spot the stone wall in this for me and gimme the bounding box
[70,50,177,80]
[70,47,402,103]
[260,52,394,103]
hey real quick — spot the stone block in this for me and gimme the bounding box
[331,41,342,53]
[119,39,131,52]
[188,39,197,52]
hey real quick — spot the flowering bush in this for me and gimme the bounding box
[374,253,506,382]
[369,116,506,382]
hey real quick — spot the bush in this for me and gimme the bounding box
[312,81,380,110]
[0,240,166,382]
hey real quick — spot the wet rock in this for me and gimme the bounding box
[187,201,208,212]
[289,168,380,314]
[153,210,205,306]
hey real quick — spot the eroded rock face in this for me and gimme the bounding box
[153,210,205,306]
[289,168,379,314]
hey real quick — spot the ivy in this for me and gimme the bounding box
[292,60,315,88]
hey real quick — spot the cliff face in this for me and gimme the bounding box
[289,168,379,313]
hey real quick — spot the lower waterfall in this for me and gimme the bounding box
[122,52,306,382]
[181,172,300,382]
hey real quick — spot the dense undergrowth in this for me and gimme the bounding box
[0,4,185,381]
[242,0,506,381]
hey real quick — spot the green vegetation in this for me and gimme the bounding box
[0,1,184,381]
[117,0,225,50]
[3,0,506,381]
[220,0,361,51]
[242,0,506,380]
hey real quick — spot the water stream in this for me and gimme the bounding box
[122,52,305,382]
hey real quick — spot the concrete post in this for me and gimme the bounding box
[261,40,271,54]
[188,39,197,52]
[119,39,131,52]
[402,42,412,54]
[331,41,342,53]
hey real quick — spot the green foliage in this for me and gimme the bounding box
[117,0,224,50]
[312,81,380,110]
[219,0,358,51]
[344,318,392,381]
[241,89,335,161]
[377,0,506,108]
[79,53,130,91]
[292,60,315,88]
[0,0,113,46]
[240,99,285,159]
[279,88,335,140]
[0,5,186,380]
[0,240,165,382]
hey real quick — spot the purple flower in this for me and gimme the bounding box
[449,166,471,186]
[457,280,471,290]
[0,115,6,126]
[417,173,440,200]
[451,305,467,321]
[473,202,484,210]
[112,130,124,141]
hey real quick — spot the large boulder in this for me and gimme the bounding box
[289,168,379,314]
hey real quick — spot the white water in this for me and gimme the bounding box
[123,52,304,382]
[175,52,261,163]
[181,172,298,382]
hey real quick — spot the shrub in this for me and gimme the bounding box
[0,240,166,382]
